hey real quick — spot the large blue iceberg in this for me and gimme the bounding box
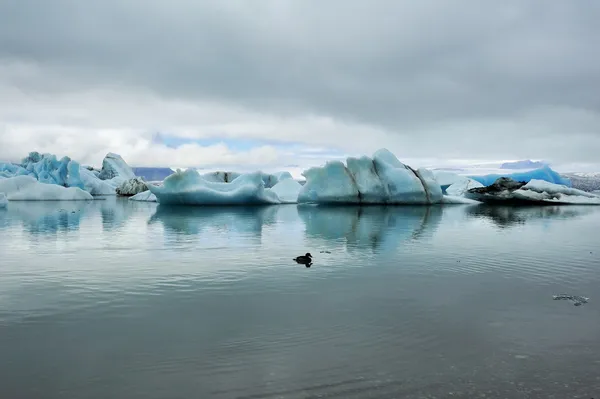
[0,152,85,189]
[469,166,571,187]
[298,149,443,204]
[0,151,139,198]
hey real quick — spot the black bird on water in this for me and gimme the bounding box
[293,253,313,267]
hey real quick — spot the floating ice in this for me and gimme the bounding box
[298,149,443,204]
[116,177,148,196]
[97,152,136,183]
[0,176,93,201]
[269,178,302,203]
[0,192,7,208]
[0,152,86,189]
[441,195,481,205]
[129,190,157,202]
[0,152,138,197]
[465,178,600,205]
[147,169,281,205]
[469,166,570,187]
[445,178,484,196]
[79,167,118,195]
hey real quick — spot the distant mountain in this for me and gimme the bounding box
[132,167,175,181]
[500,160,548,170]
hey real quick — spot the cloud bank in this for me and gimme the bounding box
[1,0,599,171]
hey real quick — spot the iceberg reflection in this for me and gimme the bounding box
[0,201,91,235]
[466,204,599,228]
[297,205,443,252]
[148,205,280,236]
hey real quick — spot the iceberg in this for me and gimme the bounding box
[0,152,86,189]
[269,178,303,204]
[441,195,481,205]
[0,176,93,201]
[465,177,600,205]
[298,149,443,204]
[445,178,484,196]
[97,152,136,182]
[79,167,119,195]
[0,151,138,197]
[147,169,281,205]
[0,192,7,208]
[469,165,570,187]
[129,190,157,202]
[116,177,148,196]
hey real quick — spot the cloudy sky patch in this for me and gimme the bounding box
[1,0,599,171]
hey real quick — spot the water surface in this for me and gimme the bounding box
[1,198,599,398]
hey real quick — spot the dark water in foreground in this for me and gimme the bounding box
[1,198,599,399]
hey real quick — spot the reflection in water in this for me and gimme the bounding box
[1,200,600,398]
[297,205,443,252]
[0,201,92,234]
[148,204,280,236]
[466,204,597,228]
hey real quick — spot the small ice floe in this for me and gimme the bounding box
[553,294,589,306]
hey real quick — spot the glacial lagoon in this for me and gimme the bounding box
[1,198,599,398]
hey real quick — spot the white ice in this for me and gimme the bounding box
[97,152,136,184]
[0,192,7,208]
[269,178,303,204]
[445,178,484,196]
[0,176,93,201]
[298,148,443,204]
[513,179,600,205]
[129,190,158,202]
[79,167,119,195]
[147,169,281,205]
[441,195,481,204]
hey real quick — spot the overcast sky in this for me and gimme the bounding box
[1,0,599,171]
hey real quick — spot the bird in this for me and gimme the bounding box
[293,253,313,267]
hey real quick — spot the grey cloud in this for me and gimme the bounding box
[1,0,600,163]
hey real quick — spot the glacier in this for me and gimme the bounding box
[469,165,571,187]
[298,149,443,204]
[147,169,282,205]
[465,178,600,205]
[0,175,93,201]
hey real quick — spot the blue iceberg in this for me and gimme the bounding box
[0,151,139,197]
[469,166,571,187]
[298,148,443,205]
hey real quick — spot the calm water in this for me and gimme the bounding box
[1,198,599,399]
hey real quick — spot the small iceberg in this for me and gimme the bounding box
[0,192,7,208]
[465,177,600,205]
[0,175,93,201]
[116,177,148,196]
[129,190,157,202]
